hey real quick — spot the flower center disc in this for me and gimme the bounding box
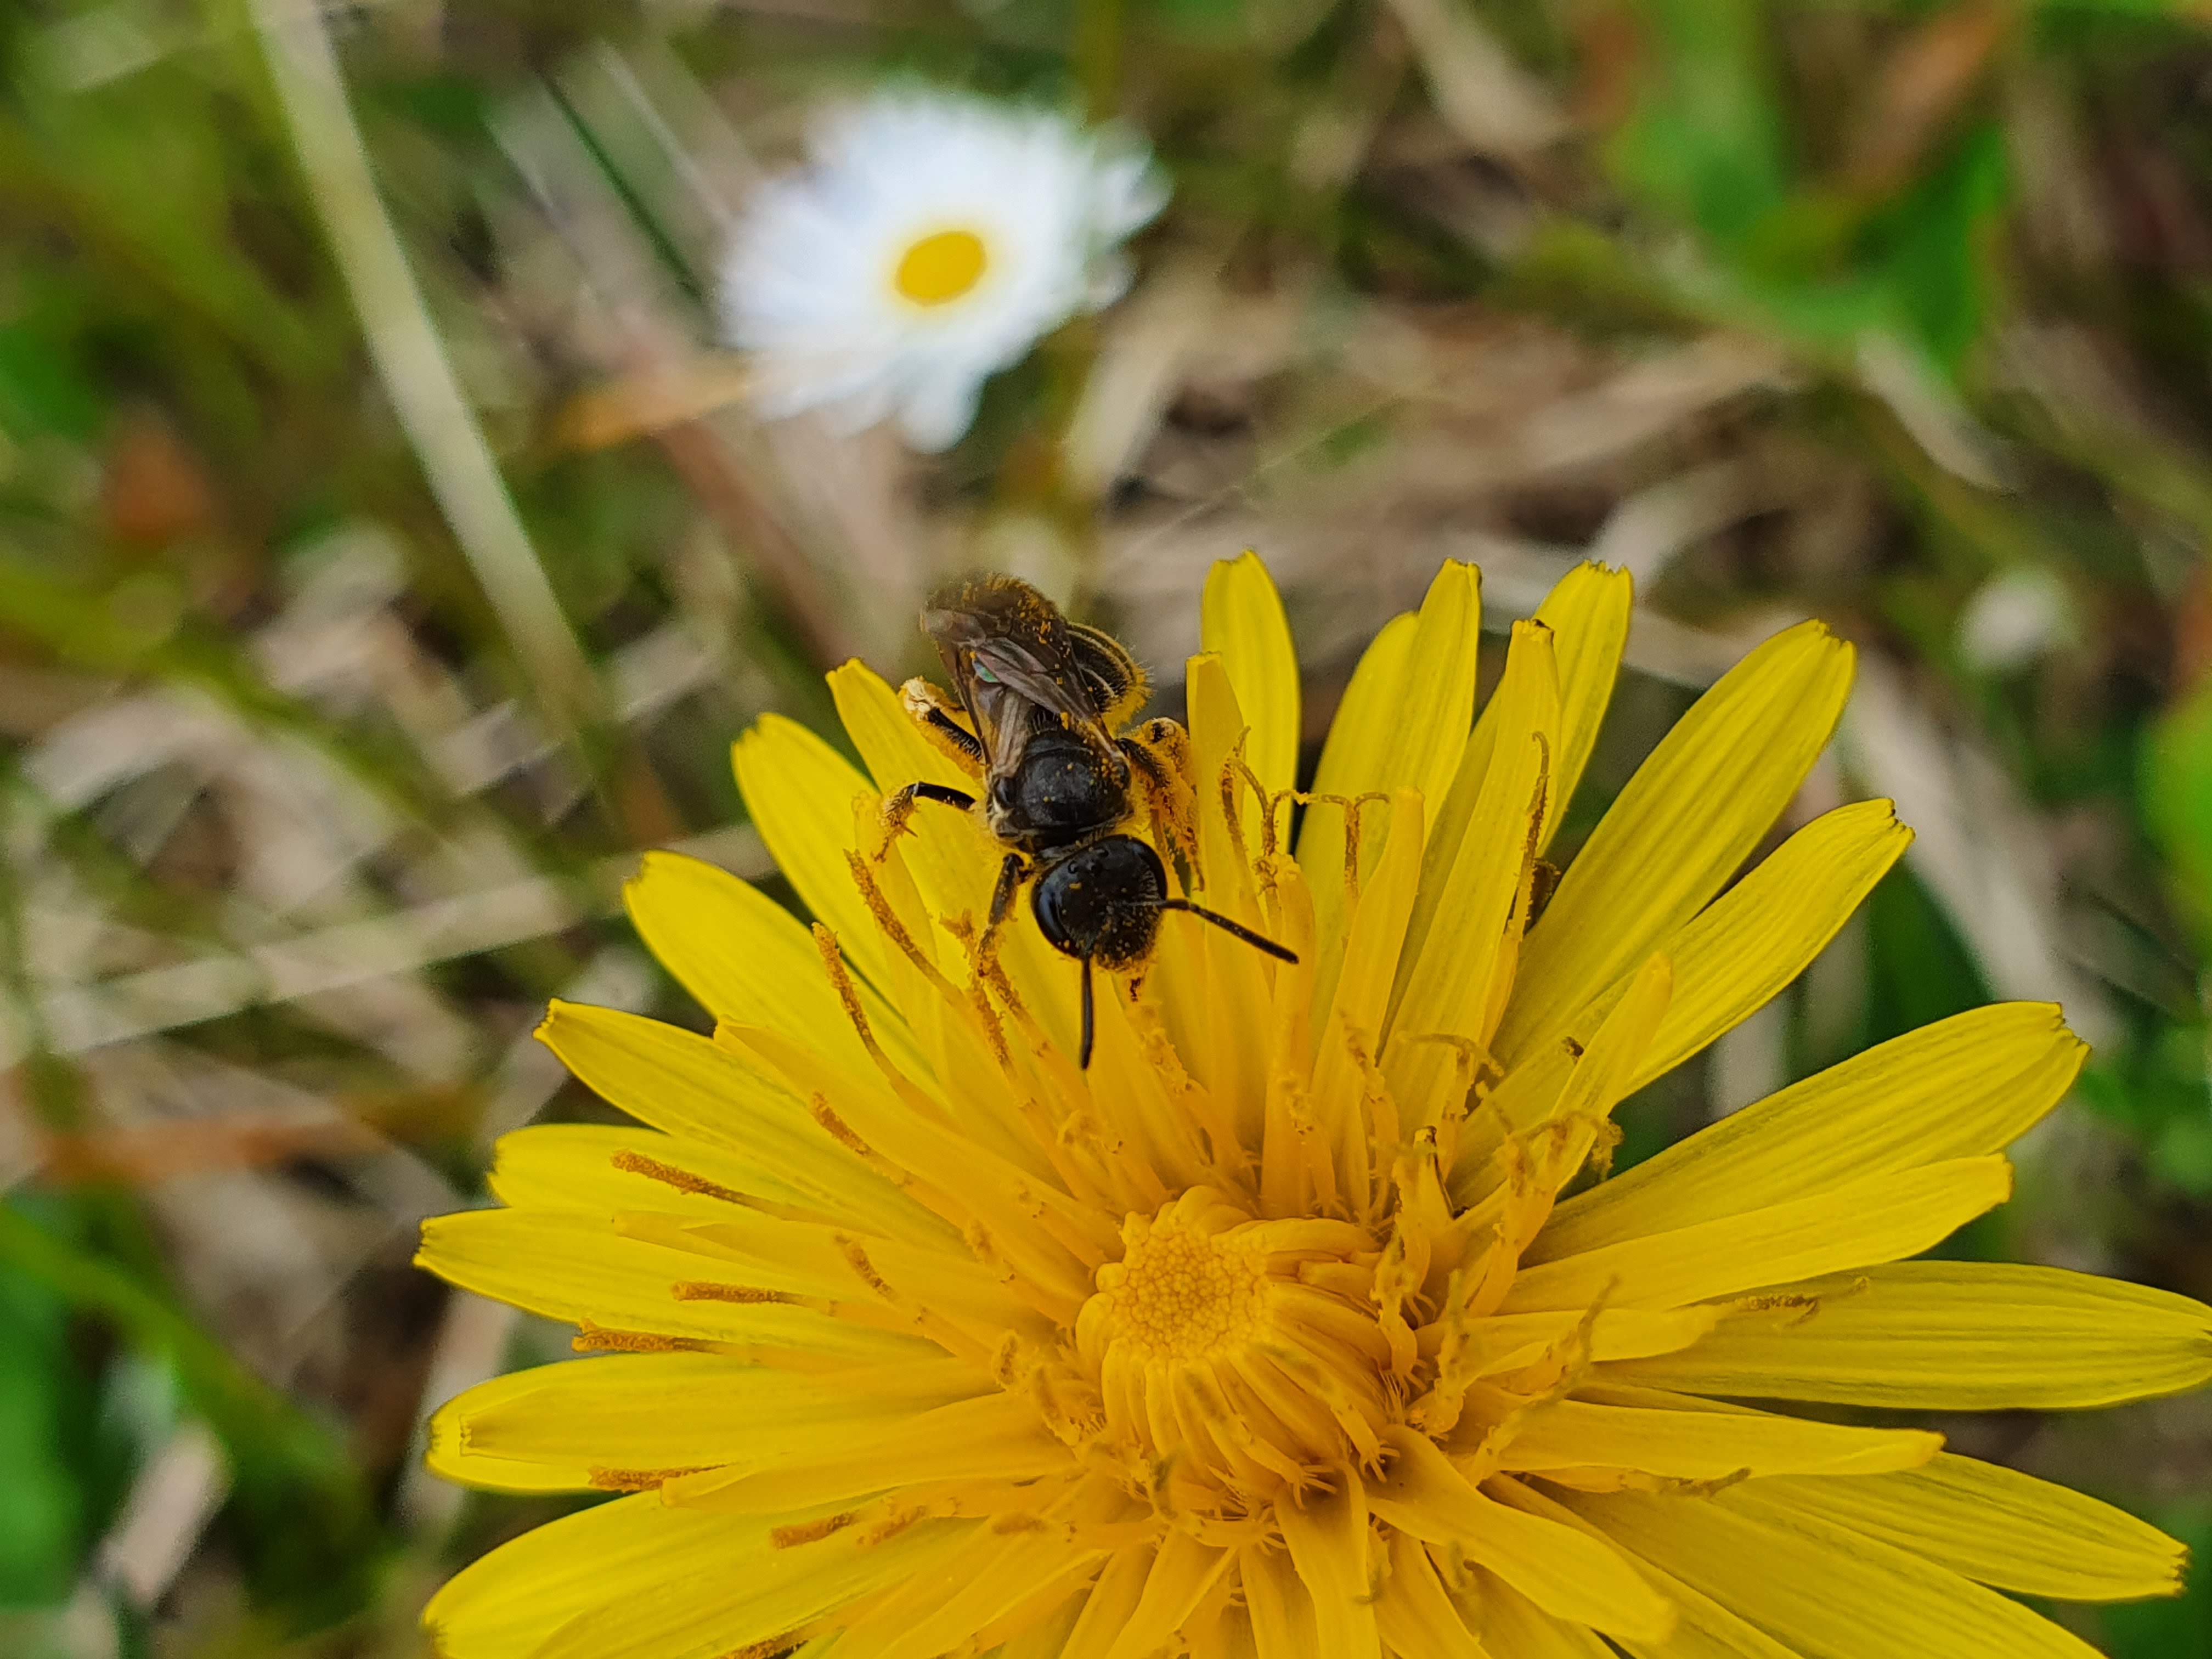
[1094,1212,1268,1365]
[893,228,988,307]
[1073,1189,1391,1500]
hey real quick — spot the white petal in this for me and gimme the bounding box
[895,371,987,451]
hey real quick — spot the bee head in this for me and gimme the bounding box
[1031,837,1167,973]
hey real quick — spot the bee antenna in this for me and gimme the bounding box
[1078,956,1096,1069]
[1154,898,1299,965]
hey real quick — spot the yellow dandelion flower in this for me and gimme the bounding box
[418,554,2212,1659]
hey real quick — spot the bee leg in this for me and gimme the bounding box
[1078,956,1096,1069]
[980,852,1024,943]
[875,781,977,861]
[1119,720,1202,887]
[899,678,986,776]
[974,852,1028,973]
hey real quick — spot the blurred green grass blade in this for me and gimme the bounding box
[0,1255,88,1610]
[1607,0,1792,247]
[0,1201,386,1630]
[0,93,331,388]
[2144,677,2212,941]
[1865,864,1992,1043]
[250,0,608,755]
[1602,3,2010,377]
[2075,1016,2212,1197]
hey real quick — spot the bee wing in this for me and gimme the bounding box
[922,578,1118,775]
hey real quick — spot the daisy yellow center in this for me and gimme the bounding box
[893,228,988,307]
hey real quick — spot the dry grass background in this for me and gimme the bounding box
[5,1,2212,1655]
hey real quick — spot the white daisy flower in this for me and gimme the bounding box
[720,88,1169,452]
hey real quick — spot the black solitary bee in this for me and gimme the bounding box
[878,574,1296,1068]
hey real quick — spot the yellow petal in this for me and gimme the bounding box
[1201,550,1301,797]
[1615,799,1910,1093]
[1500,1156,2012,1313]
[1240,1540,1322,1659]
[1546,953,1673,1142]
[1306,613,1413,804]
[1499,1396,1940,1480]
[1306,789,1424,1205]
[1278,1470,1380,1659]
[537,1000,941,1245]
[1301,562,1481,938]
[1756,1454,2184,1602]
[1466,1570,1616,1658]
[1562,1485,2108,1659]
[1391,619,1558,1124]
[1535,1002,2081,1263]
[1186,653,1277,1139]
[1101,1532,1238,1659]
[827,659,984,924]
[1612,1260,2212,1409]
[415,1208,929,1361]
[487,1122,811,1221]
[1456,1308,1720,1378]
[1367,1426,1674,1642]
[1374,1532,1487,1659]
[622,850,903,1076]
[733,714,895,990]
[1487,1475,1799,1659]
[998,1593,1090,1659]
[661,1393,1073,1514]
[1307,561,1482,812]
[1498,620,1853,1066]
[833,1527,1102,1659]
[426,1352,981,1493]
[1296,609,1413,945]
[1062,1546,1156,1659]
[535,1513,974,1659]
[1529,561,1633,851]
[422,1492,769,1659]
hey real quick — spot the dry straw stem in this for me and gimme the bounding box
[6,825,764,1068]
[249,0,605,743]
[1381,0,1568,155]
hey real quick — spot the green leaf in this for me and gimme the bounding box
[0,1203,387,1632]
[0,325,101,445]
[1862,122,2011,373]
[2073,1025,2212,1197]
